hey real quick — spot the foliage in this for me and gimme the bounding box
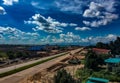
[96,42,109,49]
[85,50,98,70]
[68,58,81,64]
[54,69,75,83]
[85,50,109,70]
[92,70,120,82]
[96,37,120,55]
[54,69,81,83]
[7,51,16,59]
[76,68,93,81]
[76,68,120,82]
[0,52,8,58]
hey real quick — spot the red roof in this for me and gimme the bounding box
[92,48,110,54]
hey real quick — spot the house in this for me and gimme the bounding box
[92,48,111,55]
[105,58,120,73]
[86,77,109,83]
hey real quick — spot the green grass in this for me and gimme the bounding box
[0,52,68,78]
[81,59,85,64]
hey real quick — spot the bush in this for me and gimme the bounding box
[54,69,81,83]
[76,68,93,82]
[68,59,81,64]
[54,69,75,83]
[92,70,120,82]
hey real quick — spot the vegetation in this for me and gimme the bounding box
[0,52,8,61]
[76,68,120,82]
[76,68,93,83]
[54,69,81,83]
[85,50,98,70]
[0,51,30,61]
[68,58,81,64]
[96,37,120,55]
[85,50,109,70]
[0,52,68,78]
[92,70,120,82]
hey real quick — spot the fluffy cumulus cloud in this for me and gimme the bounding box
[40,32,81,44]
[0,26,40,44]
[0,6,6,15]
[75,27,91,31]
[59,32,80,43]
[54,0,87,14]
[25,14,77,33]
[2,0,19,6]
[81,34,117,44]
[83,1,119,27]
[38,32,118,45]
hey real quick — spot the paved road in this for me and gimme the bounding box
[0,52,67,73]
[0,48,83,83]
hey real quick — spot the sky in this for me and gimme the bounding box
[0,0,120,45]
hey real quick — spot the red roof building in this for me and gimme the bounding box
[92,48,111,55]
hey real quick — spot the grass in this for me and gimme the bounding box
[81,59,85,64]
[0,52,68,78]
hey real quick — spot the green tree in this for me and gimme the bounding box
[85,50,98,70]
[7,51,16,59]
[54,69,80,83]
[16,52,23,58]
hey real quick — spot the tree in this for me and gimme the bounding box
[85,50,98,70]
[54,69,80,83]
[96,42,109,49]
[7,51,16,59]
[16,52,23,58]
[96,37,120,55]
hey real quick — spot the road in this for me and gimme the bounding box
[0,52,67,73]
[0,48,83,83]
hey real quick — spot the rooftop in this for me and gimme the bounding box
[105,58,120,63]
[92,48,110,53]
[87,77,109,83]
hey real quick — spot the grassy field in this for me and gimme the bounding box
[0,52,68,78]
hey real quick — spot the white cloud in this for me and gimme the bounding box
[75,27,91,31]
[3,0,19,6]
[81,34,117,44]
[83,13,118,27]
[0,6,6,15]
[25,14,77,33]
[37,33,119,45]
[55,0,87,14]
[83,2,102,18]
[0,26,40,44]
[40,32,81,44]
[59,32,81,43]
[83,1,119,27]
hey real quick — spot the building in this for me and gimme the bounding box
[105,58,120,73]
[86,77,109,83]
[92,48,111,55]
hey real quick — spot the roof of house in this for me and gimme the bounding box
[92,48,110,53]
[105,58,120,63]
[87,77,109,83]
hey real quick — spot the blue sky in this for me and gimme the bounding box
[0,0,120,45]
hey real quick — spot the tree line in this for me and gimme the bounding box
[95,37,120,55]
